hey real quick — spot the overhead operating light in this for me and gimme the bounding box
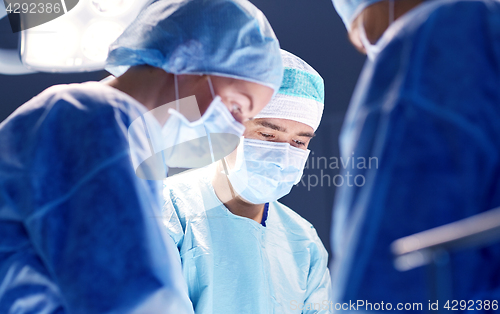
[0,0,149,74]
[81,20,124,62]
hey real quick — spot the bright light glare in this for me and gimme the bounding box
[81,21,123,62]
[19,0,149,71]
[91,0,134,16]
[24,21,79,66]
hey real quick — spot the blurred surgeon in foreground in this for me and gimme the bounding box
[330,0,500,307]
[0,0,283,313]
[163,50,331,314]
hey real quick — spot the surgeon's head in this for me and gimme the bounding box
[106,0,282,122]
[220,50,324,205]
[331,0,422,55]
[105,0,283,172]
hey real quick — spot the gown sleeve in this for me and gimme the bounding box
[24,95,194,314]
[302,231,332,314]
[162,183,185,250]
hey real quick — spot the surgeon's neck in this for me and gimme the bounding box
[212,160,265,224]
[350,0,423,48]
[105,65,176,118]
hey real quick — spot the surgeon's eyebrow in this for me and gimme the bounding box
[255,120,286,132]
[297,131,316,138]
[256,120,316,138]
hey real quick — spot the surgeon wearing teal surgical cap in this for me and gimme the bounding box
[162,50,331,314]
[330,0,500,308]
[0,0,282,313]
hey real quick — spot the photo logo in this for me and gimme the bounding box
[3,0,79,32]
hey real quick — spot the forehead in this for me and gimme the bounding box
[245,118,314,135]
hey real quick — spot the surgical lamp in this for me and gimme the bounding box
[0,0,149,75]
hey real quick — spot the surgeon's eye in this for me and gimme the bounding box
[231,103,242,114]
[259,132,275,139]
[293,139,306,147]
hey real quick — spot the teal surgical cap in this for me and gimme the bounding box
[106,0,283,93]
[332,0,386,29]
[255,50,324,131]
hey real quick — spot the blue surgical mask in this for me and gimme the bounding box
[161,76,245,169]
[227,138,310,204]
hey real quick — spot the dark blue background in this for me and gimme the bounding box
[0,0,366,257]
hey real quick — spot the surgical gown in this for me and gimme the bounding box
[332,0,500,308]
[163,165,332,314]
[0,82,193,313]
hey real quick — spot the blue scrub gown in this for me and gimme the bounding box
[163,165,332,314]
[331,0,500,308]
[0,82,193,313]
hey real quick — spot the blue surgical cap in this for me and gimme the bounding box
[106,0,283,93]
[332,0,386,30]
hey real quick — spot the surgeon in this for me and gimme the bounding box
[0,0,282,313]
[330,0,500,307]
[163,50,331,314]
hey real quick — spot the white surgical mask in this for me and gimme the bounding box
[227,138,310,204]
[161,76,245,169]
[129,76,245,179]
[360,0,395,61]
